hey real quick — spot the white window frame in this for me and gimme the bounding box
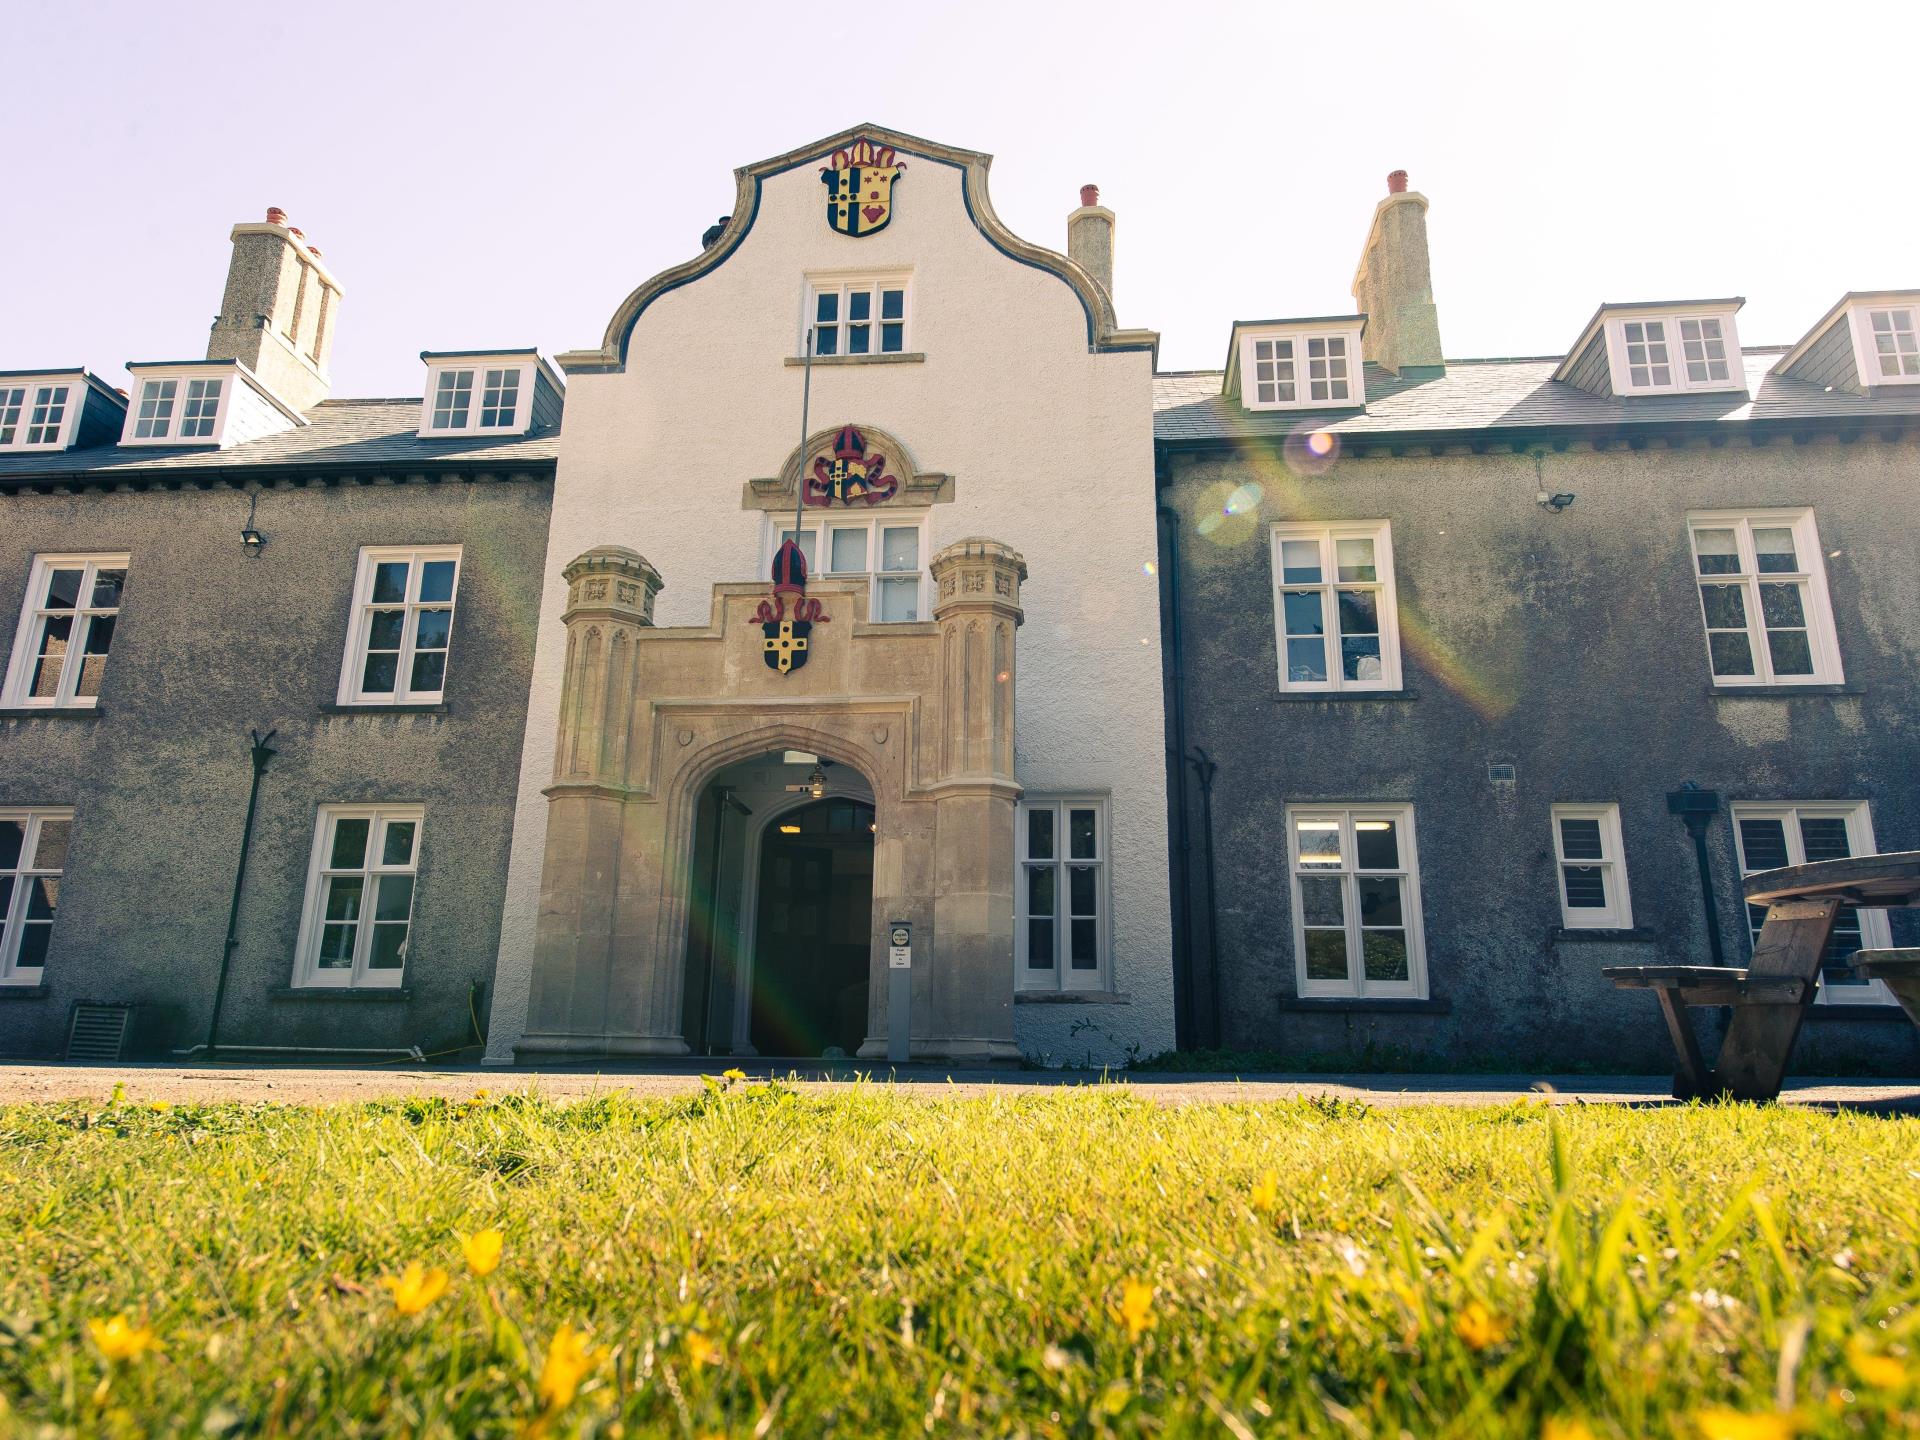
[336,545,463,705]
[0,379,81,451]
[768,513,929,623]
[1015,796,1111,992]
[1846,302,1920,387]
[803,273,912,358]
[1551,803,1633,929]
[1730,801,1894,1006]
[1604,309,1744,395]
[0,808,72,986]
[1238,326,1365,411]
[418,363,530,436]
[3,553,130,709]
[1270,520,1401,693]
[1285,803,1427,999]
[121,371,233,446]
[291,804,424,989]
[1687,509,1843,687]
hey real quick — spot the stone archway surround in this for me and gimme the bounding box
[515,538,1028,1062]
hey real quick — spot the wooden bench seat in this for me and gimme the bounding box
[1847,949,1920,1029]
[1602,965,1811,1007]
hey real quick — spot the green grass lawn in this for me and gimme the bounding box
[1,1082,1916,1438]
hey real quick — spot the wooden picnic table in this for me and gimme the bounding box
[1605,851,1920,1102]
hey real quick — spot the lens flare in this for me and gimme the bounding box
[1193,480,1262,548]
[1283,426,1342,476]
[1141,561,1157,577]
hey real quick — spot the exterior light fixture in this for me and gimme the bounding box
[808,766,827,799]
[779,823,801,835]
[240,491,265,551]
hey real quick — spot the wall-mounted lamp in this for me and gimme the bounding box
[808,766,827,799]
[1536,491,1576,512]
[240,492,265,552]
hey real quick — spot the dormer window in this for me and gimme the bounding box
[1229,319,1367,412]
[1621,316,1732,389]
[132,376,224,440]
[1559,301,1746,397]
[417,352,560,438]
[118,362,298,449]
[0,380,80,451]
[1865,305,1919,381]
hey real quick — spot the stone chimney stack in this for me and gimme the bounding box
[206,207,344,411]
[1067,183,1115,302]
[1351,170,1445,377]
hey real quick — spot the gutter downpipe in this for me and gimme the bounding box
[203,728,276,1060]
[1156,483,1198,1051]
[1189,745,1223,1049]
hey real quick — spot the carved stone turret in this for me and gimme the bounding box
[554,547,662,787]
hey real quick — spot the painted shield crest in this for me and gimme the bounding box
[806,424,900,508]
[821,139,905,238]
[756,538,828,674]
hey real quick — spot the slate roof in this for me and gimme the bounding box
[0,397,561,485]
[1154,349,1920,446]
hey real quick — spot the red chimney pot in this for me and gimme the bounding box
[289,227,305,240]
[1080,184,1100,207]
[265,207,289,225]
[308,247,322,258]
[1387,170,1409,195]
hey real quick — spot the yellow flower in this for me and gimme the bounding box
[1249,1169,1279,1215]
[685,1330,721,1367]
[1113,1279,1155,1341]
[462,1228,504,1278]
[381,1261,450,1316]
[1543,1419,1597,1440]
[1846,1338,1910,1390]
[148,1101,171,1113]
[1454,1300,1512,1351]
[1692,1407,1799,1440]
[722,1068,747,1082]
[537,1322,608,1411]
[88,1314,161,1362]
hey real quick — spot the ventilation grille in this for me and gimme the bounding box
[66,1004,133,1062]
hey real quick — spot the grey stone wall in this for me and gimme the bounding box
[1162,433,1920,1073]
[0,476,551,1060]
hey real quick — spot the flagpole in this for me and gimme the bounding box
[791,324,815,564]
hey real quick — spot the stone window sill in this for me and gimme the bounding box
[0,983,51,1001]
[1273,689,1417,704]
[783,352,925,368]
[1550,926,1657,944]
[1707,685,1859,699]
[318,702,449,716]
[267,986,414,1003]
[1015,990,1131,1005]
[1278,996,1451,1015]
[0,706,104,720]
[1803,1003,1909,1023]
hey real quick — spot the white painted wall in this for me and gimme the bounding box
[485,137,1174,1066]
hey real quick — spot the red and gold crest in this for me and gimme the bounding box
[806,425,899,508]
[821,139,905,238]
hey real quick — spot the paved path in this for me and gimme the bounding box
[2,1062,1916,1111]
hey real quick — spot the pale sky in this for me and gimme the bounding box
[5,1,1915,397]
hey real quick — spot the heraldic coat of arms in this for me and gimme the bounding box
[821,138,905,238]
[807,424,900,508]
[756,539,829,675]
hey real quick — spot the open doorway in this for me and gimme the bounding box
[681,750,876,1056]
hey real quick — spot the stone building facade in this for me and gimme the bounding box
[1155,176,1920,1070]
[0,215,555,1061]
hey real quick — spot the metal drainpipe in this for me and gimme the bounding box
[203,728,277,1060]
[1156,489,1197,1052]
[1667,782,1726,967]
[1189,746,1223,1049]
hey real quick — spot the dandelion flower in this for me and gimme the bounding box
[380,1262,450,1316]
[462,1228,504,1278]
[1846,1338,1909,1390]
[1250,1170,1279,1215]
[537,1322,607,1411]
[722,1068,747,1083]
[1454,1300,1511,1351]
[1543,1419,1596,1440]
[1113,1279,1155,1341]
[148,1101,171,1113]
[88,1314,160,1362]
[1691,1407,1799,1440]
[685,1330,721,1367]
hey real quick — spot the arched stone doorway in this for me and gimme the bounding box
[515,537,1030,1063]
[681,750,878,1057]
